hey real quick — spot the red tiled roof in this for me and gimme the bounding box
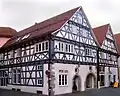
[92,24,109,46]
[2,7,79,49]
[0,27,17,37]
[114,33,120,45]
[114,33,120,54]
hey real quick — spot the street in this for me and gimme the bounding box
[0,87,120,96]
[58,88,120,96]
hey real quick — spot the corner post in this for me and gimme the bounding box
[97,48,100,88]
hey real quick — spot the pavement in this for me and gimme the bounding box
[0,87,120,96]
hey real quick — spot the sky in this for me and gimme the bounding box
[0,0,120,34]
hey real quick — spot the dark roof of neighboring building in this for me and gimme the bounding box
[92,24,109,46]
[2,7,80,49]
[0,27,17,37]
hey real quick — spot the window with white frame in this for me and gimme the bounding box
[57,41,74,53]
[35,41,49,53]
[58,42,64,52]
[59,74,68,86]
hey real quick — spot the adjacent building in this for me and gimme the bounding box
[0,7,119,95]
[93,24,119,87]
[0,27,16,47]
[114,33,120,83]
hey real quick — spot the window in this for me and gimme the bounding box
[59,42,61,51]
[46,42,48,50]
[61,43,64,51]
[35,41,49,53]
[17,69,21,83]
[12,69,21,84]
[58,42,64,52]
[37,65,42,70]
[65,44,68,52]
[37,79,42,85]
[12,70,16,83]
[85,48,92,56]
[39,44,41,51]
[22,34,30,40]
[42,43,44,51]
[71,45,73,52]
[36,45,38,52]
[59,74,68,86]
[68,45,70,52]
[16,48,21,57]
[16,37,21,42]
[99,66,105,72]
[10,51,14,58]
[0,54,3,60]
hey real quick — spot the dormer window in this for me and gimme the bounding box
[0,54,3,60]
[16,48,21,57]
[22,33,30,40]
[10,51,14,58]
[16,37,21,42]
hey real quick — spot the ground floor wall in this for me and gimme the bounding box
[53,63,118,95]
[0,63,118,95]
[0,64,48,95]
[53,63,97,95]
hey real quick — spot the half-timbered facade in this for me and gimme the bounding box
[114,33,120,82]
[93,24,119,88]
[0,7,119,95]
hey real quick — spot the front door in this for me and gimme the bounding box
[72,75,81,92]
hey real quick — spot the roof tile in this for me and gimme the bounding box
[92,24,109,46]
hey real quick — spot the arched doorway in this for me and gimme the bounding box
[72,75,81,92]
[85,73,96,89]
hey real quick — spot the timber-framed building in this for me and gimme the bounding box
[0,7,119,95]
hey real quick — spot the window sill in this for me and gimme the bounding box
[59,85,68,87]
